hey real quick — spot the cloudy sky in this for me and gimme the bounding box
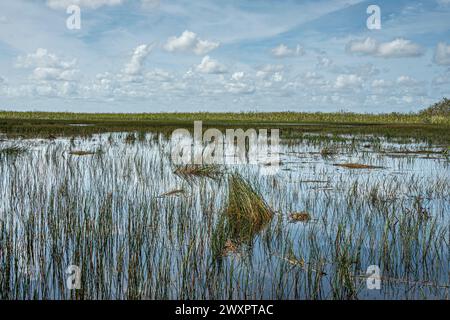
[0,0,449,113]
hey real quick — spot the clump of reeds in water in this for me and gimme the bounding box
[212,173,273,258]
[125,133,137,144]
[174,164,223,180]
[320,146,338,159]
[0,144,27,159]
[225,173,273,232]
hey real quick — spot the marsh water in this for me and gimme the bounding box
[0,129,449,299]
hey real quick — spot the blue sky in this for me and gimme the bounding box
[0,0,449,113]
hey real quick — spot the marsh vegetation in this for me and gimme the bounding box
[0,123,448,300]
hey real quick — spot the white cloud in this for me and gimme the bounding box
[346,38,424,58]
[396,76,419,86]
[16,48,79,82]
[316,56,333,68]
[377,39,424,58]
[32,67,78,81]
[46,0,123,10]
[225,82,255,94]
[304,71,321,80]
[334,74,363,90]
[371,79,391,88]
[346,37,378,55]
[164,30,219,55]
[437,0,450,7]
[145,69,172,82]
[271,44,304,58]
[196,56,226,74]
[16,48,76,69]
[231,72,245,81]
[123,44,154,75]
[433,42,450,66]
[272,72,283,82]
[432,70,450,85]
[256,64,284,79]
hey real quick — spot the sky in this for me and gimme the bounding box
[0,0,449,113]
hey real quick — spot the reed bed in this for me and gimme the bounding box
[0,130,448,300]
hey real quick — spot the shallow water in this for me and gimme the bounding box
[0,131,448,299]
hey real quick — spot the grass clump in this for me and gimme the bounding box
[225,173,273,238]
[212,173,273,258]
[320,146,338,158]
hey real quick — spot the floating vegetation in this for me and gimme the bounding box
[174,164,224,180]
[157,188,185,198]
[69,150,96,156]
[289,212,311,223]
[333,163,384,169]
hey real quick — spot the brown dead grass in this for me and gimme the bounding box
[158,189,185,197]
[69,150,96,156]
[333,163,383,169]
[289,212,311,222]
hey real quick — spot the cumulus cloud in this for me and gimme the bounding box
[164,30,219,55]
[46,0,123,10]
[256,64,284,79]
[196,56,226,74]
[145,69,172,82]
[346,37,378,55]
[334,74,363,90]
[433,42,450,66]
[231,72,245,81]
[396,75,419,86]
[32,68,78,81]
[346,37,424,58]
[123,44,154,75]
[225,82,255,94]
[371,79,391,88]
[271,44,304,58]
[16,48,79,81]
[17,48,76,69]
[316,56,333,68]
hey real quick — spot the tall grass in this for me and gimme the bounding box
[0,130,448,299]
